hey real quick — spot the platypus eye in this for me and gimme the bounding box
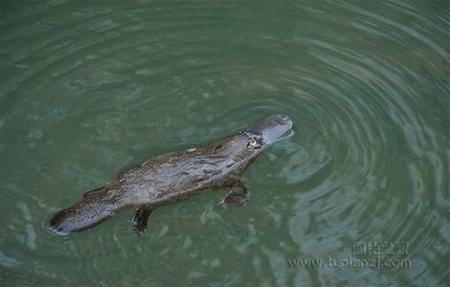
[244,129,263,151]
[246,138,260,150]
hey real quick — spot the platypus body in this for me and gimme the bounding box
[49,115,293,235]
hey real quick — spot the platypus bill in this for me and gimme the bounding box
[49,114,294,235]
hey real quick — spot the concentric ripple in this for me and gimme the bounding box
[0,0,448,286]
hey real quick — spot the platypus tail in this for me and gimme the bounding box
[49,186,122,235]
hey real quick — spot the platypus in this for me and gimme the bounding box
[49,114,293,235]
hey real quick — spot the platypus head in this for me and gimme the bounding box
[220,114,294,164]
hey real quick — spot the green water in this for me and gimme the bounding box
[0,0,449,286]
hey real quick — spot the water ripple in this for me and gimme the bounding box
[0,0,448,286]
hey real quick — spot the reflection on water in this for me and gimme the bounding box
[0,0,448,286]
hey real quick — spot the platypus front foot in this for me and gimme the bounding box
[132,206,153,234]
[219,181,248,209]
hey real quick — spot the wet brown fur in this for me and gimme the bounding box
[49,132,262,235]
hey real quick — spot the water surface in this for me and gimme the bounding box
[0,0,449,286]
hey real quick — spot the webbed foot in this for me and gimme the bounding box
[132,207,153,234]
[219,181,248,209]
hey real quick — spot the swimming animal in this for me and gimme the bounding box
[49,114,293,235]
